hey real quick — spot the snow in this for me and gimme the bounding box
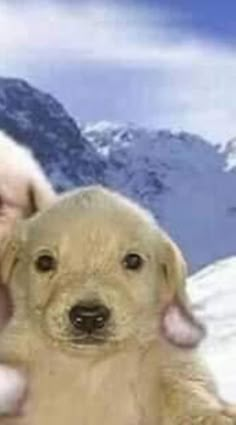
[223,138,236,171]
[83,120,122,135]
[188,257,236,403]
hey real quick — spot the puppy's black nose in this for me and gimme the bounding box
[69,303,110,333]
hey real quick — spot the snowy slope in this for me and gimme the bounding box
[189,257,236,403]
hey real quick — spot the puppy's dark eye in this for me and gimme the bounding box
[34,253,57,273]
[122,253,143,271]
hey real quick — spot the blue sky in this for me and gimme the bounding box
[139,0,236,43]
[0,0,236,143]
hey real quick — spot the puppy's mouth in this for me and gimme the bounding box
[71,334,108,346]
[44,326,111,349]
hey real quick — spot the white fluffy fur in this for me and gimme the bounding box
[0,366,26,415]
[0,131,51,189]
[0,131,56,416]
[0,131,56,232]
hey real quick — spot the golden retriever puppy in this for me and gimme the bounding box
[0,131,57,415]
[0,186,235,425]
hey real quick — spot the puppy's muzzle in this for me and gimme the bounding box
[68,303,111,335]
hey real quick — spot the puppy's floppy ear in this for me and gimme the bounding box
[159,231,205,349]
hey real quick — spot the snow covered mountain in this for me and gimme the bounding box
[188,257,236,403]
[83,121,236,272]
[223,137,236,171]
[0,78,105,190]
[0,78,236,272]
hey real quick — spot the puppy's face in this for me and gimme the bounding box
[1,187,204,353]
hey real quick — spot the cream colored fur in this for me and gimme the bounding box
[0,186,235,424]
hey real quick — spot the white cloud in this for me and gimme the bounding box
[0,1,236,142]
[0,1,220,65]
[0,1,168,62]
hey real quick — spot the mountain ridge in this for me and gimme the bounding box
[0,77,235,271]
